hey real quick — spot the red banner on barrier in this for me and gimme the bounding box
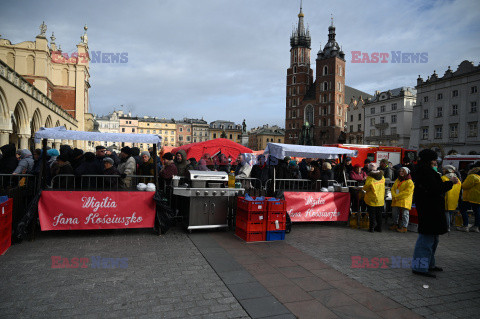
[284,192,350,222]
[0,198,13,255]
[38,191,155,230]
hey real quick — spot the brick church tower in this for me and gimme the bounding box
[285,5,347,145]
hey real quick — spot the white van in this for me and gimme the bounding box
[442,155,480,172]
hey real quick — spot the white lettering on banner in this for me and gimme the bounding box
[305,196,326,208]
[287,208,340,220]
[53,213,79,226]
[81,196,117,212]
[84,213,143,226]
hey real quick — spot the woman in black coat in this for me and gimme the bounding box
[411,149,456,278]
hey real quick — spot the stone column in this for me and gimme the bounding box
[0,130,10,146]
[18,134,30,150]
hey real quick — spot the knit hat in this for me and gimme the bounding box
[418,149,437,162]
[103,157,114,165]
[368,163,378,171]
[47,149,59,157]
[141,151,150,158]
[401,167,410,175]
[120,146,132,156]
[443,165,455,173]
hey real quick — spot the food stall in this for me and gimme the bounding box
[33,126,162,231]
[263,143,356,223]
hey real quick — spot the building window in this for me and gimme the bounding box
[422,128,429,139]
[436,107,443,117]
[380,117,385,124]
[468,122,478,137]
[424,96,428,103]
[449,124,458,138]
[452,90,458,97]
[471,102,477,113]
[370,129,375,136]
[472,86,478,94]
[437,93,443,100]
[451,105,458,115]
[358,124,362,131]
[435,126,442,139]
[370,118,375,125]
[423,109,429,119]
[380,105,386,112]
[391,114,397,123]
[370,107,375,114]
[391,103,397,110]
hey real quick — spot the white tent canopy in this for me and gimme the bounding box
[264,143,356,159]
[34,126,162,145]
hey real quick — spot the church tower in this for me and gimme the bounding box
[315,17,346,145]
[285,2,314,144]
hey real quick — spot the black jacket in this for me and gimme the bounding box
[414,163,453,235]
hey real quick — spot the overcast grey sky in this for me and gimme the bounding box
[1,0,479,128]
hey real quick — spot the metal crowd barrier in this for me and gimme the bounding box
[49,174,155,191]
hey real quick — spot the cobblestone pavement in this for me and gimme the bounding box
[0,228,248,319]
[285,224,480,319]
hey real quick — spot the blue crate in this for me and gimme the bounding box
[266,230,285,241]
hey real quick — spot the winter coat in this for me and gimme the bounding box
[380,166,394,181]
[235,163,252,178]
[414,162,453,235]
[462,167,480,204]
[118,156,136,189]
[251,164,271,185]
[174,150,188,177]
[103,166,120,189]
[0,144,18,174]
[52,161,75,189]
[441,175,461,210]
[391,177,415,210]
[349,170,367,183]
[363,170,385,207]
[13,150,34,174]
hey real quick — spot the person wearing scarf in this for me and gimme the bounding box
[441,165,462,231]
[411,149,456,278]
[390,167,414,233]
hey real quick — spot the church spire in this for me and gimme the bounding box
[290,0,311,48]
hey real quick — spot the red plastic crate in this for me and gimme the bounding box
[266,199,286,212]
[235,228,266,242]
[266,220,286,231]
[237,197,266,212]
[236,209,266,223]
[267,211,286,222]
[236,215,266,232]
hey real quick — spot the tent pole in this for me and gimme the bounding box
[153,144,158,189]
[37,138,48,191]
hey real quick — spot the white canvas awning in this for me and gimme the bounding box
[34,126,162,145]
[264,143,356,159]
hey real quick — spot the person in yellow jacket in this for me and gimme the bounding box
[362,163,385,233]
[441,165,461,231]
[389,167,415,233]
[458,166,480,232]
